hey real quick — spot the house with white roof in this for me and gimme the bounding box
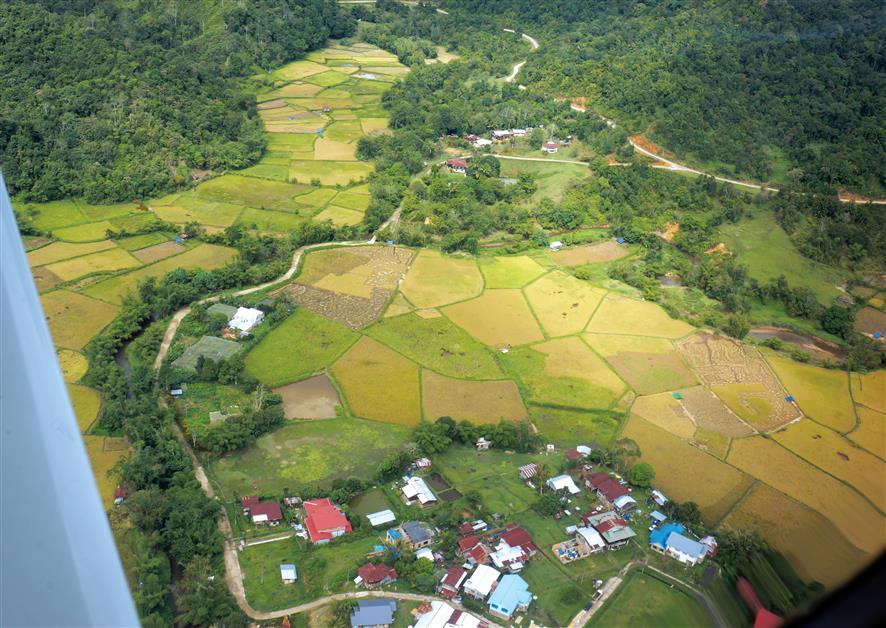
[547,474,580,494]
[366,509,397,527]
[228,307,264,333]
[401,476,437,507]
[414,601,482,628]
[576,527,606,554]
[280,563,297,583]
[612,494,638,513]
[462,564,500,599]
[666,533,708,566]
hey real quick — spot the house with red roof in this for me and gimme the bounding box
[357,563,397,588]
[564,448,582,460]
[240,495,260,514]
[541,142,559,154]
[250,501,283,525]
[446,158,469,174]
[439,566,467,598]
[490,525,537,572]
[458,535,481,554]
[499,525,537,555]
[584,472,629,506]
[304,498,351,544]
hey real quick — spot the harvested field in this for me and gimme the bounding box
[44,247,141,281]
[68,383,101,432]
[313,138,357,160]
[764,351,855,431]
[727,437,884,554]
[772,420,885,510]
[58,349,88,383]
[587,293,694,339]
[854,306,886,336]
[848,407,885,459]
[679,386,754,437]
[274,374,341,419]
[691,428,730,459]
[32,266,63,292]
[416,309,441,318]
[478,256,547,288]
[151,197,243,227]
[288,160,372,186]
[629,393,695,439]
[677,332,800,431]
[323,120,364,143]
[27,240,116,266]
[365,312,503,379]
[173,335,241,371]
[585,333,697,394]
[400,250,483,309]
[313,206,363,226]
[622,416,753,525]
[195,174,310,210]
[272,60,329,81]
[131,241,186,264]
[384,293,414,318]
[303,70,351,87]
[278,283,390,329]
[40,290,119,350]
[331,337,421,425]
[850,370,885,413]
[245,308,358,387]
[421,371,527,424]
[523,271,605,336]
[551,241,628,266]
[443,289,544,347]
[299,246,413,298]
[83,435,127,509]
[360,118,390,134]
[721,483,870,588]
[53,221,116,242]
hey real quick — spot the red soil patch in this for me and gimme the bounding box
[571,96,588,111]
[657,223,680,243]
[629,134,661,155]
[705,242,730,256]
[257,99,287,110]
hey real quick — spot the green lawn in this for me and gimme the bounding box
[589,570,712,627]
[174,382,252,437]
[244,308,360,387]
[499,160,590,203]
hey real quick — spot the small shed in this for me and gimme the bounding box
[650,511,667,525]
[549,241,563,251]
[280,563,297,583]
[476,437,491,451]
[367,510,397,527]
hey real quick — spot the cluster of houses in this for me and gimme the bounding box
[462,128,568,154]
[206,303,265,339]
[241,495,353,545]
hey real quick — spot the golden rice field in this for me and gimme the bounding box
[68,383,101,432]
[477,255,547,289]
[400,250,484,308]
[421,371,527,424]
[586,293,695,338]
[83,436,128,509]
[848,406,885,459]
[550,240,629,266]
[442,289,544,347]
[40,290,119,350]
[43,247,142,281]
[384,293,415,318]
[850,370,885,413]
[629,392,696,439]
[27,240,117,266]
[523,270,605,336]
[585,333,698,394]
[58,349,88,383]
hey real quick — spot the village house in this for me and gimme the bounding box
[518,462,540,481]
[511,128,527,137]
[413,457,432,471]
[547,474,581,495]
[413,601,485,628]
[241,496,284,525]
[549,241,563,251]
[700,535,719,557]
[583,511,637,550]
[402,476,437,507]
[541,141,559,153]
[612,494,639,514]
[475,437,491,451]
[280,563,297,584]
[650,523,708,565]
[487,574,533,620]
[462,564,501,600]
[350,599,397,628]
[303,498,351,544]
[357,563,398,589]
[458,535,492,565]
[491,130,512,141]
[446,158,468,174]
[228,306,264,334]
[552,525,605,564]
[366,509,397,527]
[490,524,536,572]
[458,520,488,535]
[585,472,629,506]
[401,520,435,549]
[576,526,606,554]
[439,566,467,598]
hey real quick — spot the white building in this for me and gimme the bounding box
[228,307,264,333]
[402,476,437,506]
[463,564,501,599]
[279,563,297,583]
[547,474,581,495]
[549,241,563,251]
[612,495,638,513]
[366,509,396,527]
[414,601,482,628]
[575,527,606,554]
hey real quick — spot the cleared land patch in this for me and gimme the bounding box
[524,271,605,336]
[853,306,886,336]
[587,293,695,338]
[443,289,544,347]
[727,437,884,554]
[40,290,119,350]
[678,386,754,437]
[629,393,696,439]
[400,250,483,309]
[274,374,341,419]
[478,256,547,288]
[131,241,187,264]
[552,241,628,266]
[422,371,527,423]
[245,308,359,387]
[196,174,310,210]
[590,571,711,628]
[151,196,243,227]
[622,415,753,525]
[330,336,421,425]
[848,406,885,459]
[53,221,116,242]
[44,247,141,281]
[27,240,117,266]
[58,349,88,383]
[173,335,241,371]
[585,333,697,394]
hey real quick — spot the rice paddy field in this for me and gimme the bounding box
[399,250,484,308]
[421,371,527,423]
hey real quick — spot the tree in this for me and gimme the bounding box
[413,420,451,454]
[175,555,240,626]
[820,305,854,338]
[469,155,501,179]
[627,462,655,488]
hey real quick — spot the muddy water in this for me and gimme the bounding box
[748,326,845,361]
[274,374,341,419]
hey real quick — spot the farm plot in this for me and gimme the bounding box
[115,232,172,251]
[850,370,885,413]
[727,437,884,554]
[678,386,754,437]
[25,199,89,231]
[677,332,800,431]
[83,435,127,509]
[552,241,629,266]
[629,392,696,439]
[443,290,544,347]
[772,420,885,510]
[68,383,101,432]
[329,191,370,212]
[175,383,252,436]
[27,240,116,266]
[32,267,63,292]
[478,256,547,288]
[523,271,605,337]
[58,349,88,382]
[854,306,886,336]
[288,161,373,186]
[622,416,754,525]
[503,337,626,410]
[195,174,310,210]
[330,337,421,425]
[172,336,241,371]
[44,247,141,281]
[274,374,341,419]
[40,290,119,350]
[585,333,697,394]
[848,407,885,459]
[400,250,484,309]
[586,293,695,338]
[209,418,412,496]
[272,59,330,81]
[365,312,503,379]
[721,483,870,588]
[360,118,390,134]
[293,187,338,210]
[131,241,186,264]
[384,293,414,318]
[236,208,308,234]
[151,195,244,227]
[53,221,116,242]
[764,353,855,432]
[421,371,527,424]
[313,206,364,226]
[528,405,623,448]
[313,138,357,160]
[245,308,359,387]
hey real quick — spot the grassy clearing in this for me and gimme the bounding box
[365,312,503,379]
[44,247,142,281]
[727,436,884,554]
[400,250,484,309]
[53,221,116,242]
[175,382,252,436]
[237,207,309,233]
[720,210,846,303]
[83,243,238,304]
[443,289,544,347]
[209,418,411,495]
[196,174,310,210]
[331,336,421,425]
[27,240,117,266]
[850,370,885,413]
[587,293,695,338]
[421,370,527,423]
[58,349,88,383]
[848,406,885,459]
[245,308,359,387]
[721,483,870,588]
[313,206,364,226]
[151,195,244,227]
[478,255,547,288]
[83,435,126,509]
[68,383,101,432]
[524,271,606,337]
[528,405,623,447]
[771,420,885,511]
[40,290,119,350]
[288,160,373,186]
[622,416,753,525]
[590,571,712,628]
[115,232,172,251]
[498,160,589,203]
[585,333,698,394]
[764,352,855,432]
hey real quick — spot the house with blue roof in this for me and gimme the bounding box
[649,523,708,566]
[350,599,397,627]
[487,574,533,620]
[649,523,684,551]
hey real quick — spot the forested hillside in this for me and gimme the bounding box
[0,0,353,203]
[440,0,885,194]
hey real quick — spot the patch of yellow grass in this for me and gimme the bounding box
[40,290,119,350]
[44,247,142,281]
[331,337,421,425]
[727,437,884,554]
[630,392,696,439]
[772,420,885,510]
[273,60,330,80]
[313,138,358,160]
[384,293,414,318]
[360,118,391,135]
[851,370,885,413]
[68,384,101,432]
[314,206,364,226]
[28,240,117,266]
[765,352,855,432]
[443,290,544,347]
[721,483,871,588]
[551,241,628,266]
[400,250,483,309]
[478,256,547,289]
[58,349,88,383]
[586,293,695,338]
[534,337,625,396]
[524,271,605,336]
[83,435,127,509]
[848,406,885,459]
[622,416,753,525]
[711,383,774,427]
[422,371,527,424]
